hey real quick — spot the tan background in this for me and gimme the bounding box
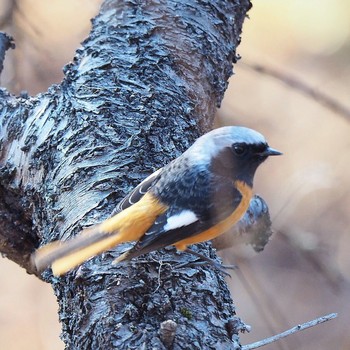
[0,1,349,349]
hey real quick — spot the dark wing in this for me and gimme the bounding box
[113,168,163,214]
[119,181,243,261]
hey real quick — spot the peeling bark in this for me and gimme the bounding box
[0,0,252,348]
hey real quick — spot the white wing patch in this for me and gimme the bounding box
[164,210,198,231]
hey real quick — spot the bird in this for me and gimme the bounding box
[33,126,282,276]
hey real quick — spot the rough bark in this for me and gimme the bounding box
[0,0,252,348]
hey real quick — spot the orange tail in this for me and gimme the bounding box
[33,226,124,276]
[33,192,168,276]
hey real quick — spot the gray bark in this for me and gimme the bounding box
[0,0,252,348]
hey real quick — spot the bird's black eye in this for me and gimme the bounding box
[232,143,247,156]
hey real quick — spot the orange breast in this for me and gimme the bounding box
[174,180,252,251]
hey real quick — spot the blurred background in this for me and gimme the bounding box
[0,0,349,349]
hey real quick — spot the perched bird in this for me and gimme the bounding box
[34,126,281,276]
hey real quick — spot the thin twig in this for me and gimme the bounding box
[233,265,291,350]
[242,313,338,350]
[241,62,350,122]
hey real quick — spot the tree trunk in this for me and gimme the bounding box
[0,0,252,348]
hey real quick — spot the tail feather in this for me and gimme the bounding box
[33,192,167,276]
[51,233,124,276]
[33,225,122,276]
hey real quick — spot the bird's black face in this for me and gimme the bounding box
[211,142,281,186]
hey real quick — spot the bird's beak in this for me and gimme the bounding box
[260,147,283,157]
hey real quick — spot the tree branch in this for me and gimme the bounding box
[242,313,338,350]
[242,61,350,121]
[0,0,253,348]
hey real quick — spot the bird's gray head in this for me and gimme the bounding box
[187,126,282,186]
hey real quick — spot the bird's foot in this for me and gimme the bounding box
[174,248,237,277]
